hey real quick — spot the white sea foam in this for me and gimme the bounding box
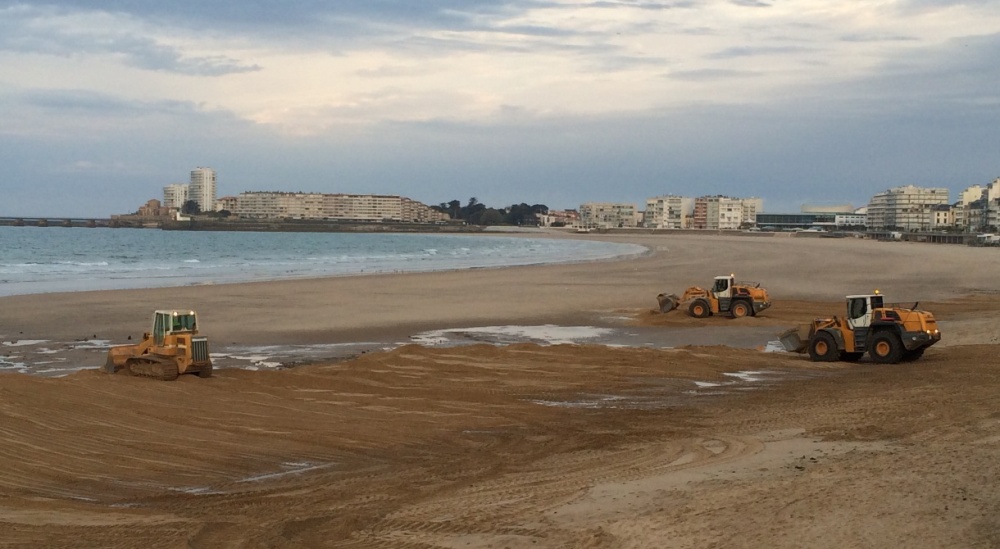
[2,339,49,347]
[411,325,614,346]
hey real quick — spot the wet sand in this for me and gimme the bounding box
[1,232,1000,547]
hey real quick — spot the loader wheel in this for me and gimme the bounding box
[869,332,904,364]
[901,348,925,362]
[730,301,751,319]
[689,299,711,318]
[808,331,839,362]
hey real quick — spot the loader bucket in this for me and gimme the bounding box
[778,325,811,353]
[657,293,680,313]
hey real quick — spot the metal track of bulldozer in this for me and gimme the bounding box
[125,356,180,381]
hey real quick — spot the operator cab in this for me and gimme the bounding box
[846,294,884,330]
[712,275,734,299]
[151,310,198,345]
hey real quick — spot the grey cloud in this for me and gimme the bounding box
[830,32,1000,111]
[19,88,208,118]
[730,0,771,7]
[898,0,992,8]
[667,68,761,81]
[572,1,697,10]
[0,9,260,76]
[839,33,918,43]
[708,45,814,59]
[1,0,512,32]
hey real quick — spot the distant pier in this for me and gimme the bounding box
[0,217,113,228]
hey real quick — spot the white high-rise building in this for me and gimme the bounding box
[866,185,949,231]
[644,195,694,229]
[189,167,217,213]
[162,183,189,210]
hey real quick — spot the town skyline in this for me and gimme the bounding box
[4,2,1000,217]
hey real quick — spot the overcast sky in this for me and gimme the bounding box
[2,0,998,217]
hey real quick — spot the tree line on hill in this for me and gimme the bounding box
[434,198,549,226]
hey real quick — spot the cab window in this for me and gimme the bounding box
[849,298,867,319]
[713,278,729,293]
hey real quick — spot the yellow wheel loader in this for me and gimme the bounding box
[104,310,213,380]
[781,292,941,364]
[658,274,771,318]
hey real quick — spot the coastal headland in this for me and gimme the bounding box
[1,232,1000,547]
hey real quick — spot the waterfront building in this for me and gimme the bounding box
[954,185,987,231]
[866,185,949,231]
[644,195,693,229]
[189,167,217,213]
[538,210,580,228]
[985,178,1000,231]
[136,199,171,217]
[578,202,638,229]
[232,192,448,223]
[931,204,956,229]
[692,196,761,230]
[216,196,238,212]
[835,211,868,229]
[163,184,189,210]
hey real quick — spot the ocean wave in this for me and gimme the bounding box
[0,229,645,297]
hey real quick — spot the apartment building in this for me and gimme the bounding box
[931,204,955,228]
[866,185,949,231]
[579,202,638,229]
[163,183,189,210]
[692,196,761,230]
[216,196,238,212]
[984,178,1000,230]
[538,209,580,227]
[835,212,868,228]
[644,195,693,229]
[232,192,448,223]
[189,167,217,213]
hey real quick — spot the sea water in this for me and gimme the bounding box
[0,226,646,297]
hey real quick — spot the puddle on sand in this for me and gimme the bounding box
[411,325,614,346]
[528,367,838,410]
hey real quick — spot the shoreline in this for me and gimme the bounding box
[2,232,998,361]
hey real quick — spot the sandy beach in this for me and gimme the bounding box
[2,232,1000,548]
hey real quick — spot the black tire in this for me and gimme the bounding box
[839,352,864,362]
[730,300,751,319]
[689,299,711,318]
[901,348,925,362]
[869,331,904,364]
[808,331,840,362]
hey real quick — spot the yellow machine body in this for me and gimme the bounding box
[104,310,212,380]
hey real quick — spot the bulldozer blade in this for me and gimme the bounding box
[657,293,680,313]
[104,346,135,374]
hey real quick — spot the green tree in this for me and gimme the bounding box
[477,209,505,226]
[181,200,201,215]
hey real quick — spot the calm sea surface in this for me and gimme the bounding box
[0,227,645,297]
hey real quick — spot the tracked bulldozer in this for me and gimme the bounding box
[780,292,941,364]
[658,274,771,318]
[104,310,213,380]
